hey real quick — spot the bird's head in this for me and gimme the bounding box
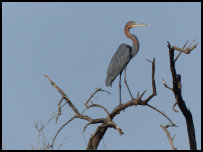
[127,21,148,28]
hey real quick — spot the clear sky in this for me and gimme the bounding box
[2,2,201,150]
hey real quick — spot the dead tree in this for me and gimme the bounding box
[162,40,198,150]
[44,58,176,150]
[43,40,198,150]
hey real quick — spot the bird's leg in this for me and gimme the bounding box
[119,74,122,105]
[124,68,134,100]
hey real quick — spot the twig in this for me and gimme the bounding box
[51,116,77,149]
[160,124,177,150]
[147,104,176,126]
[162,79,173,91]
[83,119,106,132]
[171,39,198,54]
[174,40,188,62]
[45,74,80,116]
[84,88,111,106]
[82,103,111,120]
[56,97,64,123]
[142,58,157,104]
[172,101,179,113]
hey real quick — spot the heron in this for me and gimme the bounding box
[105,21,148,105]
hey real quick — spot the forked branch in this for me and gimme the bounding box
[160,124,177,150]
[45,57,175,150]
[165,41,197,150]
[45,75,122,149]
[171,39,198,54]
[87,58,161,150]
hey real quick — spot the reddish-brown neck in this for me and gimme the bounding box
[124,23,137,45]
[124,22,140,57]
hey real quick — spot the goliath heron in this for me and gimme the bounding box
[105,21,148,105]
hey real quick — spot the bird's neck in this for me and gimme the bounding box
[124,25,140,57]
[125,32,139,58]
[131,34,139,57]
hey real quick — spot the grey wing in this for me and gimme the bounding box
[105,44,131,87]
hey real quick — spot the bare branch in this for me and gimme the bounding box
[183,39,189,49]
[32,113,57,150]
[45,57,171,150]
[145,59,153,63]
[171,39,198,54]
[50,115,77,149]
[83,103,111,120]
[174,39,198,62]
[160,124,177,150]
[174,39,189,62]
[174,52,182,62]
[56,97,63,123]
[87,58,157,149]
[116,126,124,135]
[147,104,176,126]
[142,58,157,104]
[162,79,173,91]
[186,39,196,49]
[83,118,106,133]
[136,91,139,98]
[137,90,147,102]
[172,135,176,141]
[84,88,111,106]
[172,101,179,113]
[167,41,197,150]
[45,75,80,116]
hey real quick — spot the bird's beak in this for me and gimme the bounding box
[133,23,149,27]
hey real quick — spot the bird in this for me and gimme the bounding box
[105,21,148,105]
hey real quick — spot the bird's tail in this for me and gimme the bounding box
[105,77,111,87]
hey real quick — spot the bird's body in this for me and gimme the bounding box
[105,21,147,105]
[105,35,139,87]
[105,44,131,87]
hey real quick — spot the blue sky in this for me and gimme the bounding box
[2,2,201,150]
